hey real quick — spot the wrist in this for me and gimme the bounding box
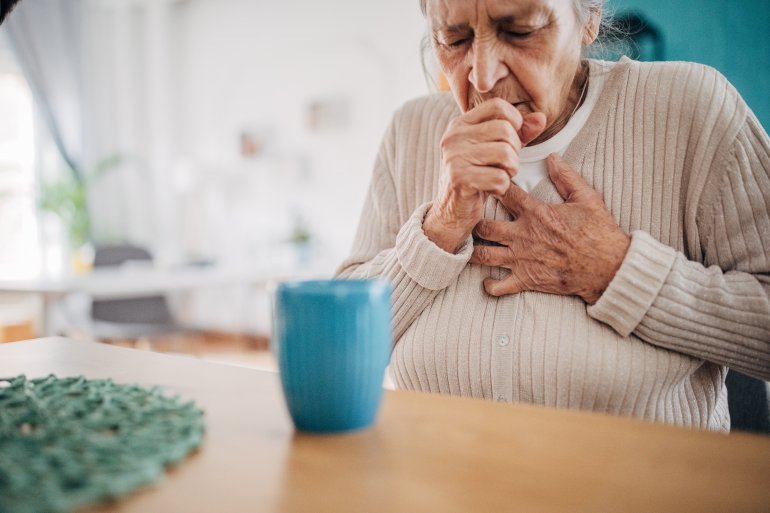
[423,206,472,254]
[582,231,632,305]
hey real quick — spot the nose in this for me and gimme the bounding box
[468,40,508,93]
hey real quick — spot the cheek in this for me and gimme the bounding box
[514,60,555,112]
[436,50,472,110]
[521,47,579,119]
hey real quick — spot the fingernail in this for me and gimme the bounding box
[547,154,563,171]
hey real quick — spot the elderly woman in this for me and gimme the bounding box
[337,0,770,431]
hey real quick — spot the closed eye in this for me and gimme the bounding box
[434,27,473,50]
[447,37,472,48]
[503,30,534,39]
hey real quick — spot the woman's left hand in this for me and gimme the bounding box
[469,154,631,305]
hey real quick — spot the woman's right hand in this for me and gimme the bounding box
[423,98,547,253]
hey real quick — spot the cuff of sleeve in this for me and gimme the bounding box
[587,230,677,337]
[395,202,472,291]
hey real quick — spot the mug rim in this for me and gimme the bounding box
[276,278,390,296]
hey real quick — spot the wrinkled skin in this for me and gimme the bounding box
[470,154,630,304]
[422,0,630,303]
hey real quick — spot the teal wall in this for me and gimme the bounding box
[608,0,770,130]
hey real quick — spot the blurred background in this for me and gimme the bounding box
[0,0,768,366]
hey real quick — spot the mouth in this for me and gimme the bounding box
[511,100,533,114]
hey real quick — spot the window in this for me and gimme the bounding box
[0,70,41,279]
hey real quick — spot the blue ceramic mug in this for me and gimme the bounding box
[273,279,392,433]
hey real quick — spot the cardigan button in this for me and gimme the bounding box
[496,335,510,347]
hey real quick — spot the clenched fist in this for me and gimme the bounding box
[423,98,547,253]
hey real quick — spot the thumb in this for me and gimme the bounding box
[482,276,525,297]
[519,112,547,146]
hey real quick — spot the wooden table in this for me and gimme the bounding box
[2,338,769,513]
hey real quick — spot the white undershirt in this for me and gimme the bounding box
[513,65,608,192]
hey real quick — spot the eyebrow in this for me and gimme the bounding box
[432,22,471,35]
[432,10,544,34]
[490,15,527,26]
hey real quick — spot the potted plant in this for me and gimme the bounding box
[39,155,124,274]
[288,212,313,267]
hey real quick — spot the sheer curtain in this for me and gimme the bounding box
[3,0,165,253]
[4,0,85,179]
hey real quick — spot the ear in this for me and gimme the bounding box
[582,9,601,45]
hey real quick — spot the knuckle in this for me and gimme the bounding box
[493,143,508,161]
[445,153,463,170]
[590,190,605,204]
[491,120,520,149]
[440,132,455,150]
[504,123,517,140]
[490,97,509,111]
[493,119,511,135]
[533,204,553,220]
[496,171,511,188]
[504,145,517,164]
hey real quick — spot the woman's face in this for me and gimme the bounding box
[427,0,591,123]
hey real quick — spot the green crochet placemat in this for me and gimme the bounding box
[0,374,205,513]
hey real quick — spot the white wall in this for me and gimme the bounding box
[170,0,429,267]
[84,0,428,268]
[83,0,430,265]
[80,0,432,333]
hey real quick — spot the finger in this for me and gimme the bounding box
[469,245,511,267]
[494,180,541,218]
[466,142,519,177]
[460,166,512,196]
[467,119,521,153]
[442,120,521,166]
[546,154,593,202]
[473,219,511,244]
[519,112,547,146]
[483,276,526,297]
[462,98,523,131]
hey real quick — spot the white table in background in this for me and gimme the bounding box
[0,262,332,335]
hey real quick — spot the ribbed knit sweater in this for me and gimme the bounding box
[336,58,770,431]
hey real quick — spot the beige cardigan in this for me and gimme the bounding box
[337,58,770,431]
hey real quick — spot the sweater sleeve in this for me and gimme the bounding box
[588,113,770,381]
[335,110,473,341]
